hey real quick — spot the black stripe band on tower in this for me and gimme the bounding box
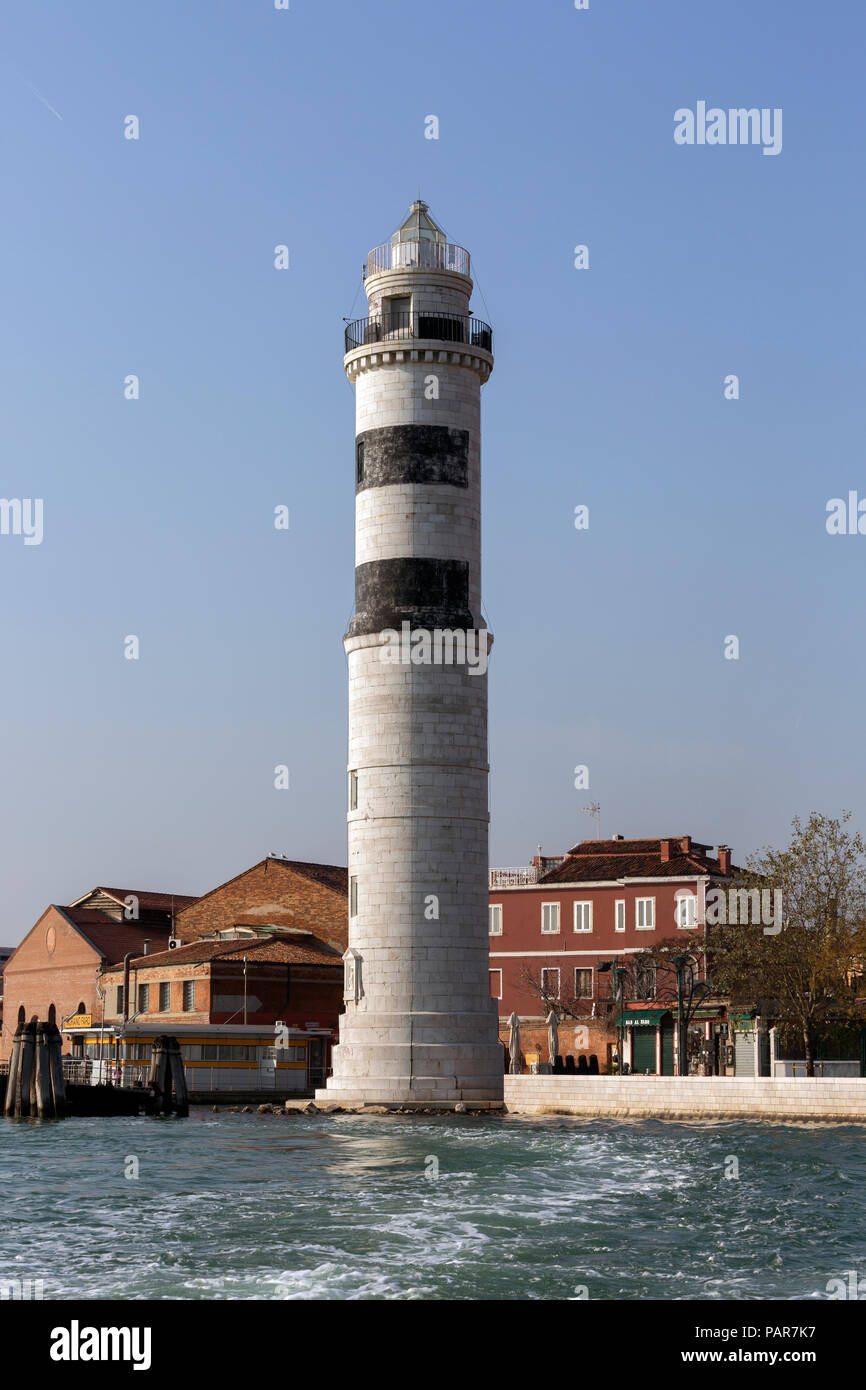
[356,425,469,492]
[348,557,472,637]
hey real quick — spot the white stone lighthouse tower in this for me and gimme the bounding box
[317,201,503,1107]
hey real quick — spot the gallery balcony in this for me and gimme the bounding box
[365,239,471,278]
[344,311,493,356]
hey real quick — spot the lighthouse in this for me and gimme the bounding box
[317,201,503,1107]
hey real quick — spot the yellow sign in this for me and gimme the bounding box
[65,1013,92,1029]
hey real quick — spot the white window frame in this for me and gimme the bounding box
[541,902,561,934]
[675,893,698,929]
[615,899,626,932]
[489,968,503,1000]
[573,900,593,933]
[349,876,358,917]
[488,904,503,936]
[541,967,561,999]
[636,896,655,930]
[574,966,594,1000]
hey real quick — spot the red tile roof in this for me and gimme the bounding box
[58,909,171,964]
[91,888,200,912]
[566,837,713,858]
[540,838,736,884]
[174,858,347,918]
[102,933,341,971]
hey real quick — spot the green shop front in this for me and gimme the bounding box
[619,1008,675,1075]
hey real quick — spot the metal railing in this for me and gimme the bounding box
[345,311,492,355]
[772,1059,861,1078]
[366,239,470,277]
[489,867,539,887]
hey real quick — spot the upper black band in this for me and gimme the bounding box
[356,425,469,492]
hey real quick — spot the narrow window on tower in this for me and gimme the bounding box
[350,876,358,917]
[356,440,365,484]
[349,770,358,811]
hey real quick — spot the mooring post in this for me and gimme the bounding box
[34,1024,53,1118]
[47,1023,67,1117]
[4,1024,24,1117]
[16,1021,36,1118]
[167,1038,188,1117]
[148,1036,169,1114]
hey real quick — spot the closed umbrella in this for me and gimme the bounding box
[507,1012,522,1075]
[546,1009,559,1069]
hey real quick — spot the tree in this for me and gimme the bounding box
[517,962,595,1023]
[627,937,716,1074]
[706,812,866,1075]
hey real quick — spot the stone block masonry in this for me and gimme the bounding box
[504,1075,866,1122]
[317,201,502,1106]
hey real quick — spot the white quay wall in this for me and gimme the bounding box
[504,1075,866,1121]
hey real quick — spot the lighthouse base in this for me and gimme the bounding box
[316,1015,504,1108]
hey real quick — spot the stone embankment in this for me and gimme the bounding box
[503,1075,866,1122]
[210,1099,502,1116]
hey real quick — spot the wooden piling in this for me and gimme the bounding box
[47,1023,67,1117]
[167,1038,189,1117]
[148,1036,170,1114]
[15,1021,36,1117]
[4,1024,23,1117]
[34,1025,53,1118]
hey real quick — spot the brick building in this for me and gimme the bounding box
[0,894,195,1057]
[174,856,348,954]
[81,931,344,1093]
[2,856,350,1070]
[488,835,736,1075]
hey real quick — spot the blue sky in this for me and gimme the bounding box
[1,0,863,937]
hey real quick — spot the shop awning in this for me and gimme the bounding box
[617,1010,671,1027]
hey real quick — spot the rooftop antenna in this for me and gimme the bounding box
[582,801,601,839]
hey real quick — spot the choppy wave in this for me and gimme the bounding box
[1,1111,864,1299]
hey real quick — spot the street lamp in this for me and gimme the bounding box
[598,960,628,1075]
[671,952,713,1076]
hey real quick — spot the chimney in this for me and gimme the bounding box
[143,940,151,956]
[680,836,691,854]
[718,846,731,875]
[611,833,624,841]
[660,839,672,862]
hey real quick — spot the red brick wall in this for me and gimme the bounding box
[1,908,103,1057]
[489,879,713,1019]
[176,861,347,954]
[101,959,342,1032]
[497,1019,618,1072]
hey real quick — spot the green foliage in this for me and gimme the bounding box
[706,812,866,1072]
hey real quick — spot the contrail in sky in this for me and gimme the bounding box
[26,81,63,121]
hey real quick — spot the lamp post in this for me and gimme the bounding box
[599,961,627,1075]
[671,952,713,1076]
